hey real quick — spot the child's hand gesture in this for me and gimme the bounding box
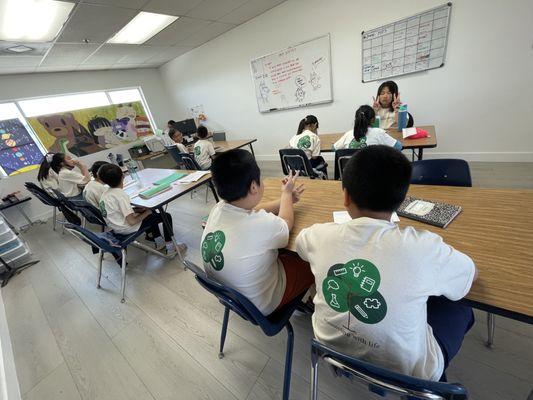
[291,183,305,204]
[281,170,300,194]
[372,96,380,111]
[392,93,401,111]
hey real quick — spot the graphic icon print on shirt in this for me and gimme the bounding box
[349,137,367,150]
[322,259,387,325]
[194,146,201,156]
[98,201,107,217]
[297,135,311,149]
[202,230,226,270]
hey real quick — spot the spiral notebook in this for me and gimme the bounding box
[397,196,462,228]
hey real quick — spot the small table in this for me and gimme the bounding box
[319,126,437,161]
[0,196,34,232]
[261,178,533,324]
[214,139,258,157]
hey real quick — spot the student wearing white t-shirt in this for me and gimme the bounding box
[296,145,476,381]
[193,126,215,170]
[201,149,310,316]
[372,80,402,129]
[37,153,59,193]
[288,115,327,174]
[37,152,90,198]
[98,164,186,256]
[82,161,109,208]
[169,129,189,154]
[334,105,402,151]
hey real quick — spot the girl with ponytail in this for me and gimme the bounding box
[334,105,402,151]
[37,152,90,197]
[289,115,327,169]
[37,153,60,191]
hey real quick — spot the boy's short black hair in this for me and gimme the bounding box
[90,161,109,178]
[98,164,124,188]
[342,145,412,212]
[167,120,176,126]
[169,128,182,139]
[211,149,260,202]
[197,125,208,139]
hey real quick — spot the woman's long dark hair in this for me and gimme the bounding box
[353,105,375,141]
[296,115,319,135]
[37,153,65,181]
[376,80,398,112]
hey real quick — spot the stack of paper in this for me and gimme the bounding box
[178,170,210,184]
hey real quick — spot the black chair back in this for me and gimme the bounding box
[166,145,202,170]
[278,149,316,178]
[411,159,472,187]
[24,182,60,207]
[334,149,358,180]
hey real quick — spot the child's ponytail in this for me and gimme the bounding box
[37,153,54,182]
[296,118,307,135]
[296,115,319,135]
[353,105,375,141]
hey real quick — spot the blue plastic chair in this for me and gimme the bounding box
[279,148,327,179]
[334,148,358,180]
[165,145,202,170]
[184,259,305,400]
[24,182,62,230]
[64,223,152,302]
[310,339,468,400]
[411,159,472,187]
[52,189,106,230]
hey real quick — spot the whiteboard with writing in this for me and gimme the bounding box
[362,3,451,82]
[250,34,332,113]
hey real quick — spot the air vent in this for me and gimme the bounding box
[5,45,34,53]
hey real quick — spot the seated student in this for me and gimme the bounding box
[202,149,311,316]
[288,115,326,169]
[168,128,189,153]
[37,153,60,192]
[98,164,186,255]
[83,161,109,208]
[372,80,402,129]
[193,126,215,170]
[164,120,176,135]
[296,145,476,381]
[334,105,402,151]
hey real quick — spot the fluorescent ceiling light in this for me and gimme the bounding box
[108,12,178,45]
[0,0,74,42]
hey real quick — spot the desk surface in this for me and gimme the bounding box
[126,168,211,209]
[214,139,257,152]
[261,178,533,320]
[319,125,437,152]
[0,196,31,210]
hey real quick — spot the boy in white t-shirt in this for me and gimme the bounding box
[193,126,215,170]
[296,145,476,381]
[83,161,109,208]
[98,164,186,256]
[169,129,190,154]
[201,149,311,316]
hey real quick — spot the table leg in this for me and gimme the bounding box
[249,143,255,158]
[157,207,184,263]
[417,148,424,160]
[18,207,34,227]
[208,181,219,202]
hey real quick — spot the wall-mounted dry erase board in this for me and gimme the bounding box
[251,34,333,113]
[362,3,452,82]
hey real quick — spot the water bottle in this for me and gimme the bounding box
[397,104,408,131]
[116,153,124,167]
[127,159,139,182]
[107,153,117,165]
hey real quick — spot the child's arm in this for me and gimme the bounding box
[255,174,305,215]
[277,171,301,230]
[125,208,151,226]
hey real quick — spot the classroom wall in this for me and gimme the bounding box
[0,68,174,227]
[160,0,533,162]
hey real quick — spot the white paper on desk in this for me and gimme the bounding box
[402,127,418,139]
[333,211,400,223]
[178,170,210,183]
[123,177,136,188]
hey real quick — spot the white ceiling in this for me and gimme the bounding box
[0,0,286,75]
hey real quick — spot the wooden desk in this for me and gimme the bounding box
[319,126,437,160]
[261,178,533,322]
[214,139,257,157]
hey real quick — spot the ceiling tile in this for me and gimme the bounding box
[218,0,283,24]
[115,45,168,64]
[80,0,146,9]
[144,16,211,46]
[41,44,99,64]
[57,3,138,44]
[187,0,248,20]
[82,44,138,65]
[110,64,150,70]
[146,45,194,63]
[0,56,43,67]
[34,66,79,73]
[76,64,113,71]
[142,0,203,16]
[178,21,236,47]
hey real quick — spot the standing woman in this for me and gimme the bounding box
[372,80,402,129]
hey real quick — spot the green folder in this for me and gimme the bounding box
[153,172,187,186]
[139,183,172,199]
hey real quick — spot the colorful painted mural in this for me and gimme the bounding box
[0,118,44,176]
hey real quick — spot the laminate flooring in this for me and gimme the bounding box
[2,161,533,400]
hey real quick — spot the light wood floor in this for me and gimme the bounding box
[2,161,533,400]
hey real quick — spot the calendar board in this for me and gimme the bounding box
[362,3,452,82]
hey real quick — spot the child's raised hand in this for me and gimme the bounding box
[392,93,401,110]
[372,96,380,110]
[291,183,305,204]
[281,170,300,194]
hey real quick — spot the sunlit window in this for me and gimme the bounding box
[18,91,110,117]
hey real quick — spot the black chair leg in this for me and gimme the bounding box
[219,306,230,359]
[282,322,294,400]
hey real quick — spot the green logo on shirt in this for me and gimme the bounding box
[98,200,107,218]
[349,137,367,149]
[297,135,311,149]
[202,230,226,271]
[194,146,201,156]
[322,259,387,324]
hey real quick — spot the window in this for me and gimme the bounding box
[18,91,110,117]
[108,89,142,104]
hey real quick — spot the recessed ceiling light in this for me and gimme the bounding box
[107,12,178,45]
[0,0,74,42]
[5,45,34,53]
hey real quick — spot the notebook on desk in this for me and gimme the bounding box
[397,196,461,228]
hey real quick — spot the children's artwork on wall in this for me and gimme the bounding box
[0,118,45,176]
[28,101,154,156]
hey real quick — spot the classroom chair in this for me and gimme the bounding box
[278,149,328,179]
[411,159,472,187]
[334,148,358,180]
[310,339,468,400]
[52,190,106,230]
[184,259,305,400]
[24,182,68,231]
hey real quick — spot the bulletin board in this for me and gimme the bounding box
[362,3,452,82]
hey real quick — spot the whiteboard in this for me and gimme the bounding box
[250,34,333,113]
[362,3,452,82]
